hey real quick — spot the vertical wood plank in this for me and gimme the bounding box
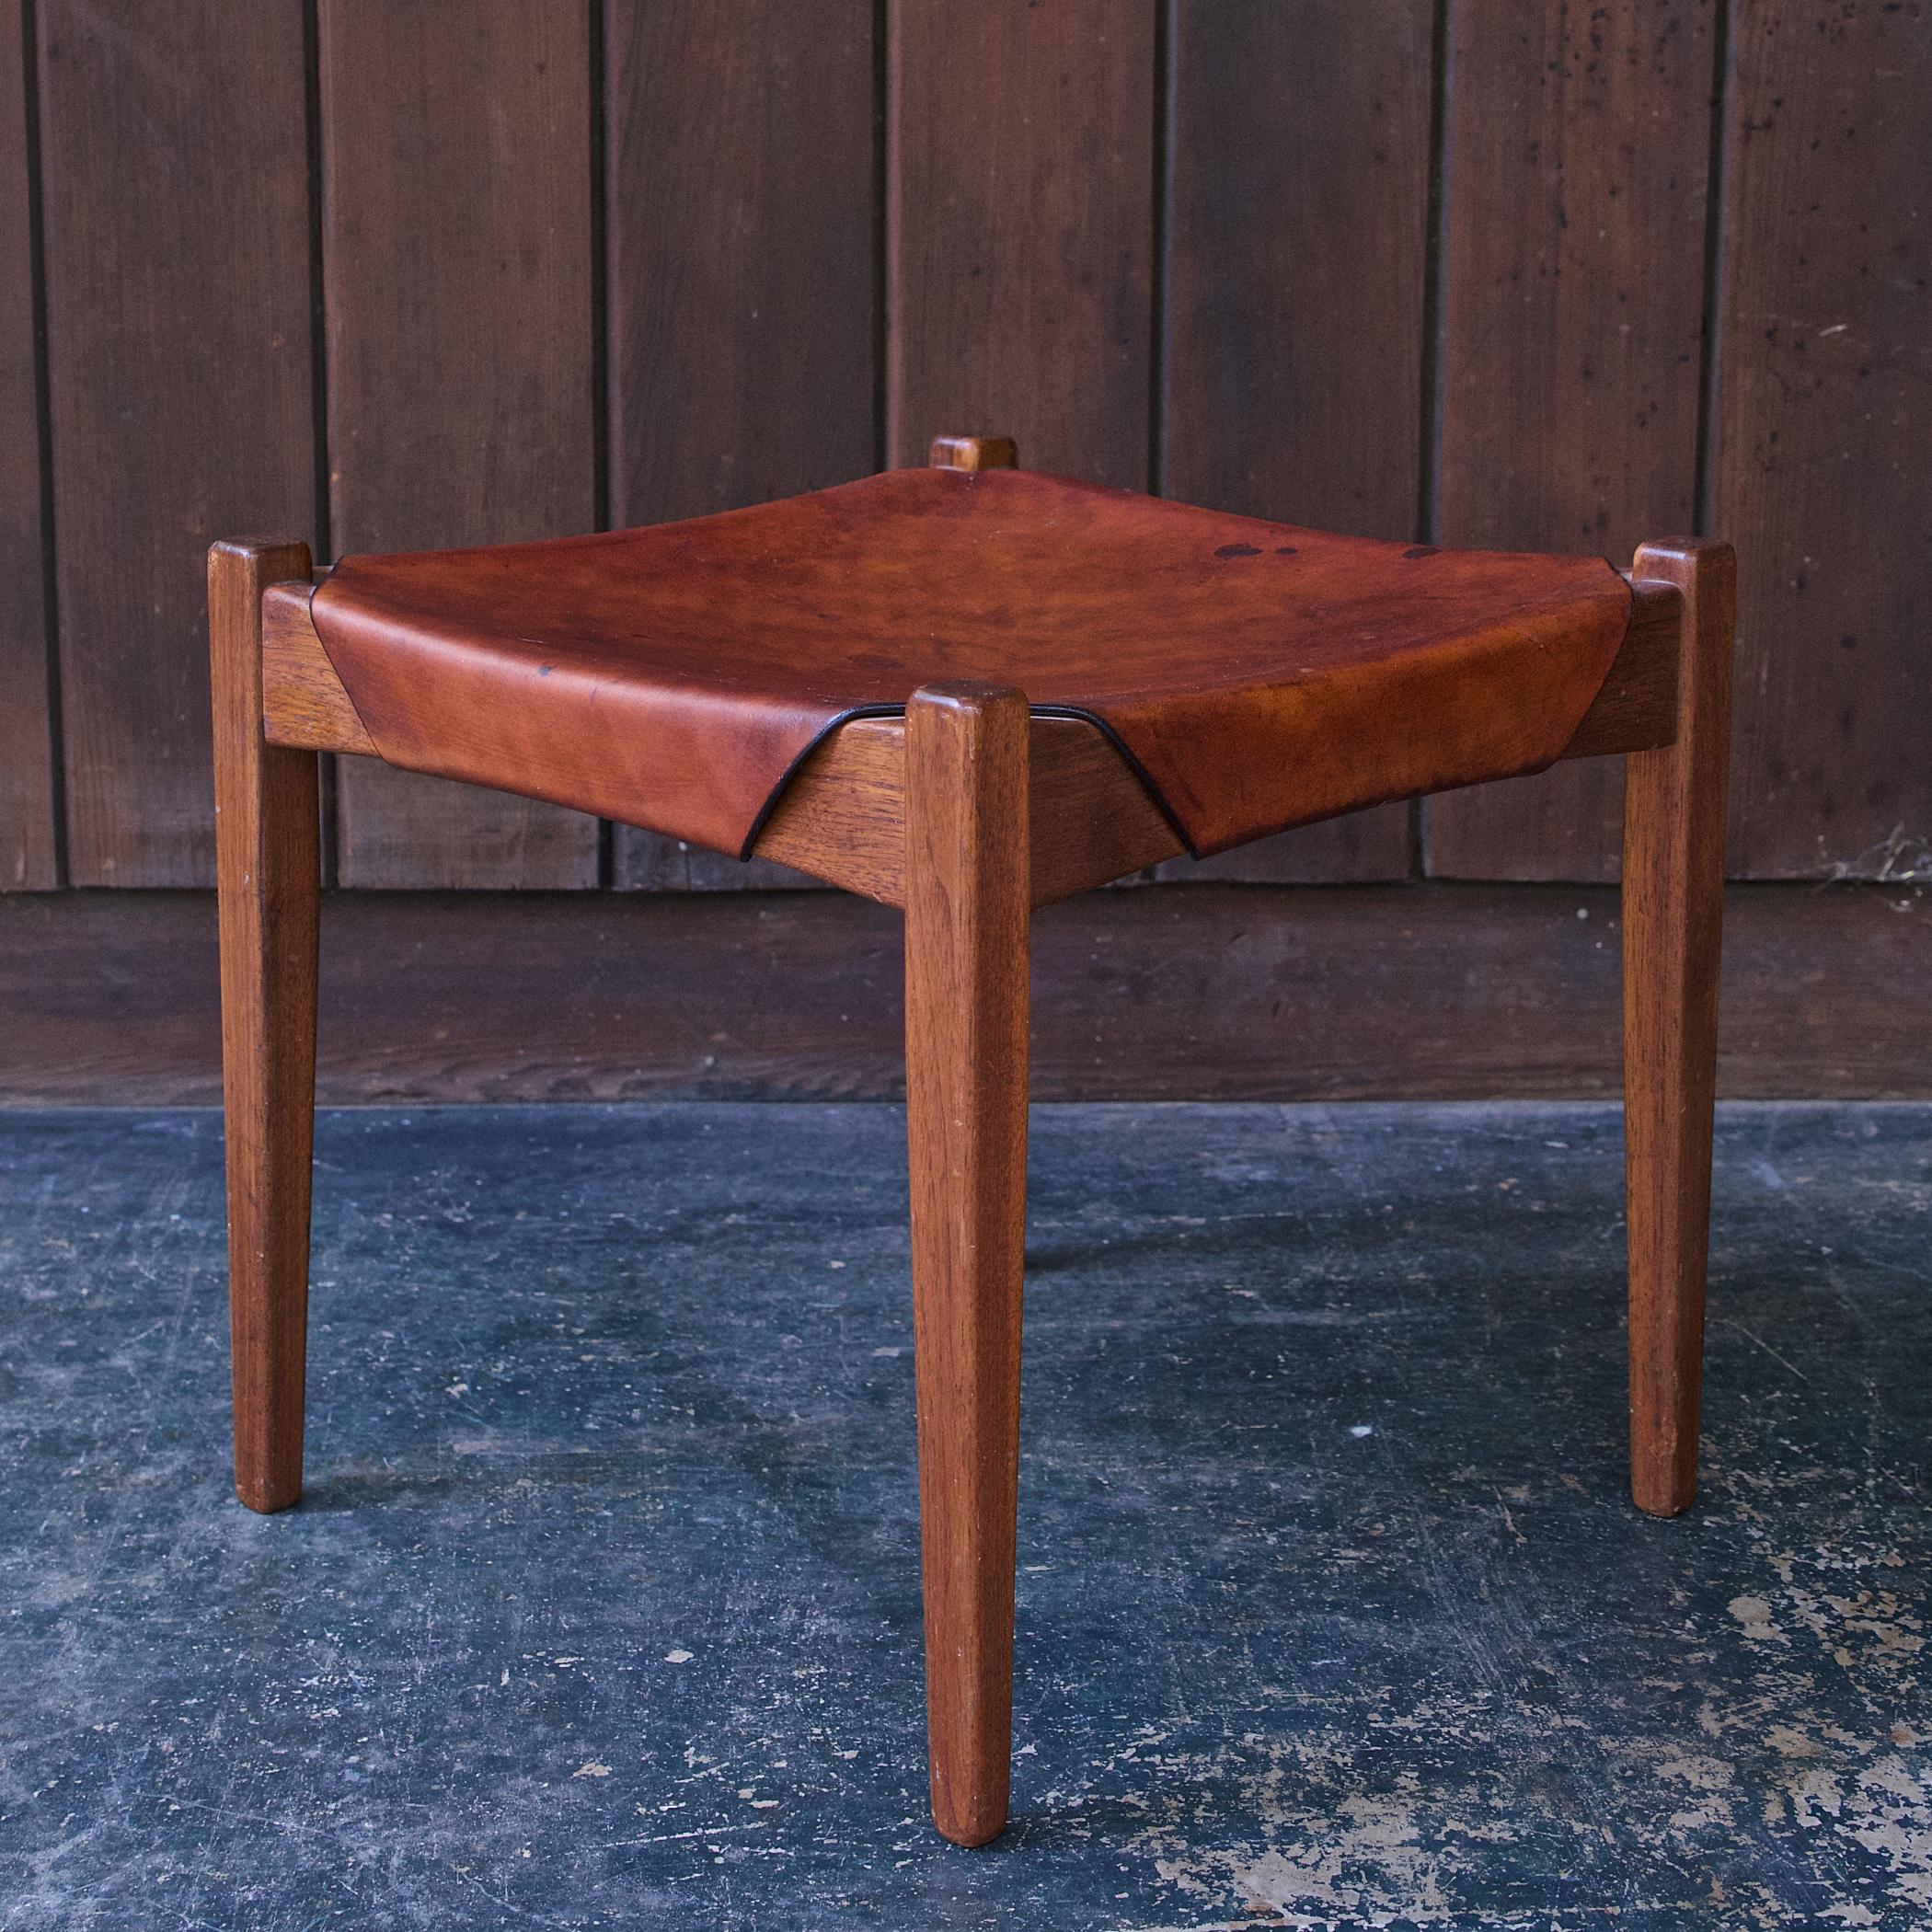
[887,0,1156,485]
[0,3,56,888]
[322,0,599,888]
[1428,0,1714,882]
[604,0,876,891]
[1156,0,1432,883]
[1714,3,1931,879]
[38,0,314,885]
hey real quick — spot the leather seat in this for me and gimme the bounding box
[310,465,1632,860]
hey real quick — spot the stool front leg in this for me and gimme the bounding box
[210,540,320,1513]
[1620,539,1735,1516]
[903,682,1030,1846]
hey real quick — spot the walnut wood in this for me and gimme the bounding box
[262,581,376,756]
[1558,579,1681,760]
[747,719,914,902]
[903,682,1030,1847]
[1621,539,1735,1517]
[756,714,1179,907]
[929,435,1018,472]
[210,541,319,1513]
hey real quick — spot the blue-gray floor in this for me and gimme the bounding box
[1,1102,1927,1930]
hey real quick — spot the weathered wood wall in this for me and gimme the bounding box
[4,0,1926,893]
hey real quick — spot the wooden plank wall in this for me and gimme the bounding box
[3,0,1926,893]
[0,3,54,888]
[35,0,314,885]
[321,0,600,889]
[1428,0,1715,880]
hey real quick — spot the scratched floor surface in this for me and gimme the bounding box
[0,1102,1926,1930]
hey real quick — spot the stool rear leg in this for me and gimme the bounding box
[1621,539,1734,1517]
[210,540,320,1513]
[903,682,1030,1846]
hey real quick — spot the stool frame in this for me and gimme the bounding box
[211,438,1733,1846]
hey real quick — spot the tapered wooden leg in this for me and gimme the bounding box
[1621,539,1734,1517]
[210,539,319,1513]
[904,681,1030,1846]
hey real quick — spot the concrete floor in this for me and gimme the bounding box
[0,1102,1926,1930]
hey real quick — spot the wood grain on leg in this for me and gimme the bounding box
[210,540,318,1513]
[261,580,377,755]
[1621,539,1735,1516]
[904,681,1030,1846]
[929,434,1018,472]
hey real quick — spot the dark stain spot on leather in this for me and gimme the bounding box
[1275,546,1298,557]
[538,665,554,676]
[1215,543,1262,558]
[1404,546,1439,560]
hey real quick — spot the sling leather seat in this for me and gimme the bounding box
[309,463,1633,863]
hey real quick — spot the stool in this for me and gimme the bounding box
[211,436,1733,1846]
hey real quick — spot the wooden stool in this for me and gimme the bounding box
[211,437,1732,1846]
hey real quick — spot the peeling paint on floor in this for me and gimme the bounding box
[0,1101,1926,1928]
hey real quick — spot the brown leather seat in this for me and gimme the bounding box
[311,465,1631,860]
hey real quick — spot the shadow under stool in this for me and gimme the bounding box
[210,433,1734,1846]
